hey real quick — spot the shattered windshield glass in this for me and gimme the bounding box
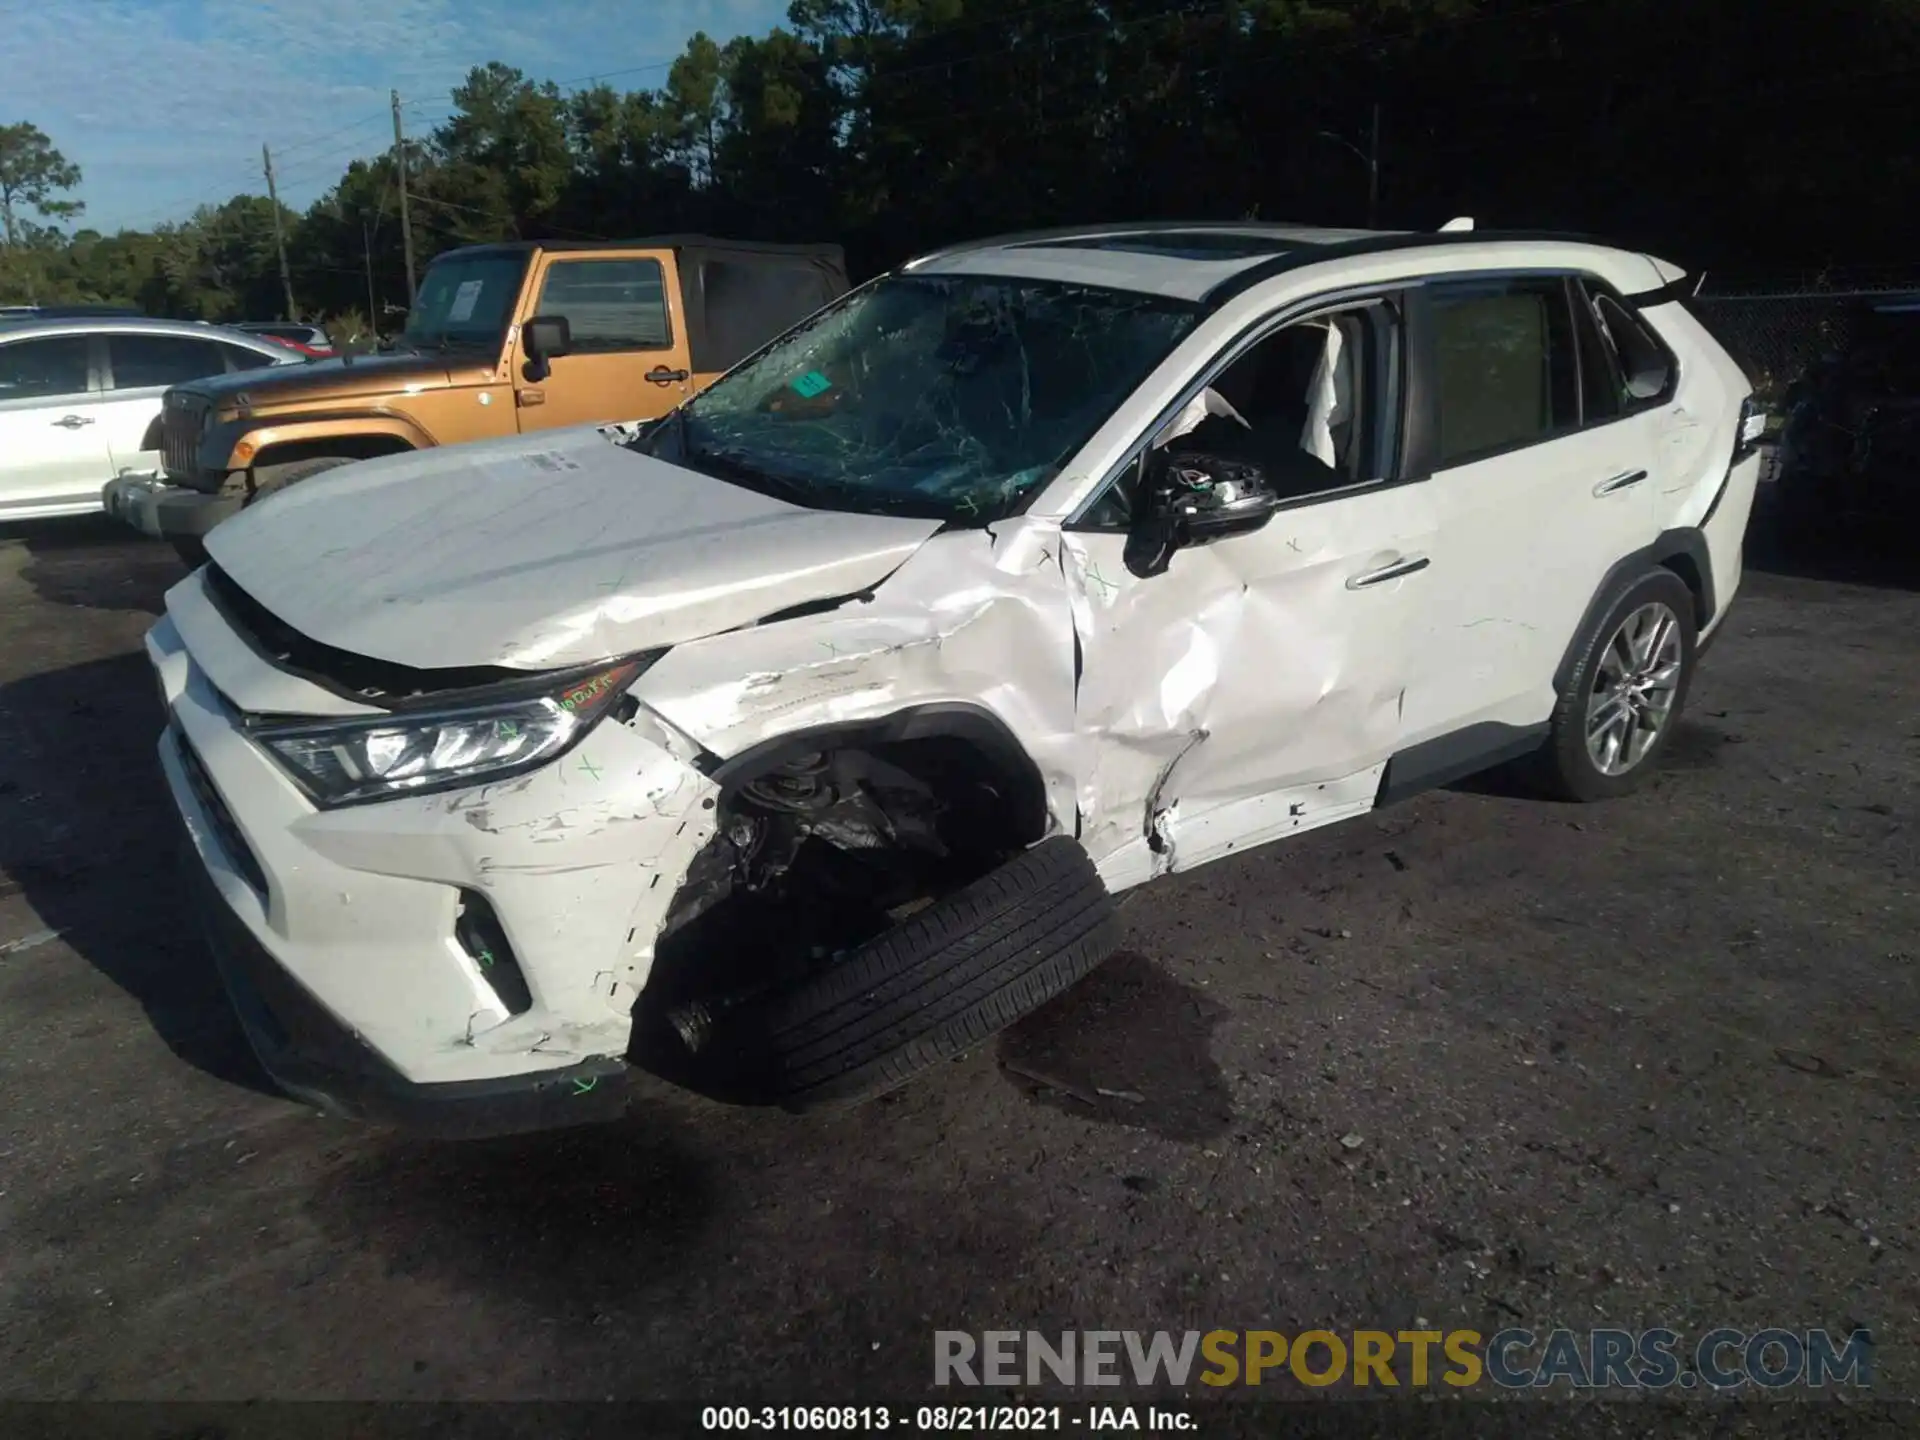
[644,273,1199,522]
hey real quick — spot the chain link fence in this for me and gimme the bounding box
[1688,269,1920,402]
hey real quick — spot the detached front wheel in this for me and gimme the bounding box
[697,836,1122,1110]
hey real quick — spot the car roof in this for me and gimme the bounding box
[0,315,293,348]
[904,221,1662,303]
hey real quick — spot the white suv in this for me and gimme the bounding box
[144,222,1765,1135]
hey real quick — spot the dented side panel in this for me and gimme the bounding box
[1061,481,1440,878]
[638,520,1083,831]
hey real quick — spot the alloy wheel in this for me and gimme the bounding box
[1585,601,1684,777]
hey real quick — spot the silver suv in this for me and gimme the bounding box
[0,316,300,524]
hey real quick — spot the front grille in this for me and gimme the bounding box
[160,393,208,483]
[174,727,268,899]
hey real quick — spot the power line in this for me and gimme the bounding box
[271,110,391,161]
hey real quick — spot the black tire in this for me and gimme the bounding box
[170,536,208,569]
[245,455,355,508]
[710,836,1121,1110]
[1536,569,1698,803]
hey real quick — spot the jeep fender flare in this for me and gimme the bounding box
[214,412,436,473]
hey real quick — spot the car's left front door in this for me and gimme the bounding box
[0,333,109,515]
[1060,296,1436,887]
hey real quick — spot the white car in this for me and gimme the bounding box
[144,221,1766,1135]
[0,316,300,523]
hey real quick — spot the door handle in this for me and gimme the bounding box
[1593,469,1647,496]
[516,388,545,407]
[52,414,95,429]
[1346,554,1430,590]
[646,366,691,386]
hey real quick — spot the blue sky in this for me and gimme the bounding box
[0,0,791,233]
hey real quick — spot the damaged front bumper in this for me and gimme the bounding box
[149,581,722,1135]
[103,471,242,540]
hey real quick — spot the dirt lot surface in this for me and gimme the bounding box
[0,511,1914,1419]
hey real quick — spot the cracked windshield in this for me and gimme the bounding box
[646,274,1199,522]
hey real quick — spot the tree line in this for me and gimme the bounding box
[3,0,1916,334]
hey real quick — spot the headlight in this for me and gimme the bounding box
[252,657,652,808]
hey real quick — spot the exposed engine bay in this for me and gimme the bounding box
[640,743,1019,1066]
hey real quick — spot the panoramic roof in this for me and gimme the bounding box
[910,223,1407,300]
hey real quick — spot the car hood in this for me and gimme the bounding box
[203,427,945,671]
[181,350,459,406]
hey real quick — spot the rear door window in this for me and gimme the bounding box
[1428,277,1579,467]
[108,335,232,390]
[0,335,92,401]
[534,258,672,352]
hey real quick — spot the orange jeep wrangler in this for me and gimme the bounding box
[102,235,848,561]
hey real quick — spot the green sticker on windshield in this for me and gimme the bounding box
[790,369,832,398]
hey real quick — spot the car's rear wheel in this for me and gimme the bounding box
[1536,569,1697,803]
[656,836,1122,1111]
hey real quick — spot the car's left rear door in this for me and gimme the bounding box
[1392,274,1661,750]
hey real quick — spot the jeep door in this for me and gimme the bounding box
[1391,275,1661,748]
[1061,296,1438,881]
[511,251,694,431]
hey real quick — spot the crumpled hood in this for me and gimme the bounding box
[205,426,944,670]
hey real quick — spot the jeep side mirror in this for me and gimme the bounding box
[522,315,572,382]
[1124,450,1281,579]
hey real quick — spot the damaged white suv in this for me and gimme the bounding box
[146,222,1766,1135]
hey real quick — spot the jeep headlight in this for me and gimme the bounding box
[253,657,652,808]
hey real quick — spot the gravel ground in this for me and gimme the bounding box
[0,511,1914,1421]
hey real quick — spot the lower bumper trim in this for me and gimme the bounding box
[103,474,241,539]
[181,843,635,1139]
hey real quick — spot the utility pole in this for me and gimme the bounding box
[362,219,379,335]
[1367,101,1381,229]
[391,90,418,307]
[261,143,298,319]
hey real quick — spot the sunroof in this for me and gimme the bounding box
[1019,230,1302,261]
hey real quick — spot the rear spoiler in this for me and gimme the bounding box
[1623,277,1697,308]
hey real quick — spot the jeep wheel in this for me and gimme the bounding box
[245,455,356,508]
[679,836,1121,1111]
[1537,569,1697,803]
